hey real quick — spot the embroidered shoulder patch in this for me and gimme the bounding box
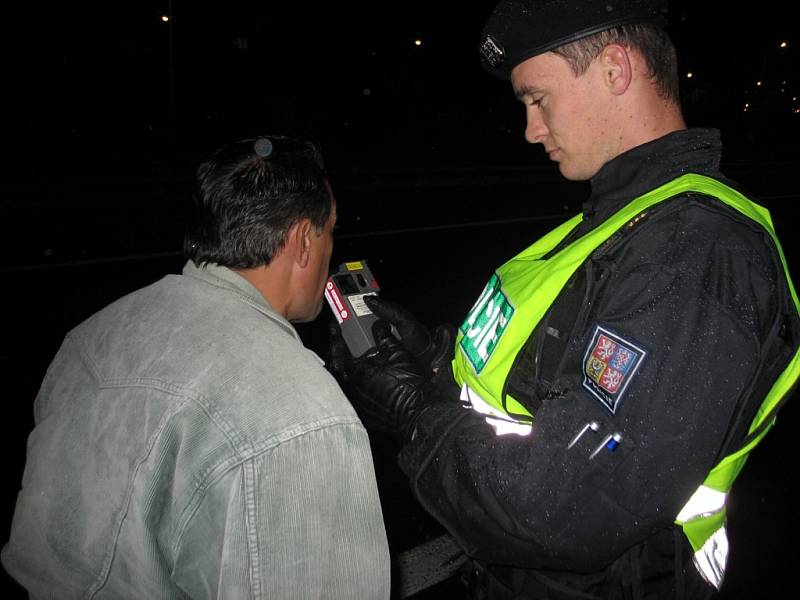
[582,325,647,413]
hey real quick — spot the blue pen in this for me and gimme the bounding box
[589,432,623,460]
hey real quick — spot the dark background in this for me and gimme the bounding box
[2,1,798,597]
[4,1,798,182]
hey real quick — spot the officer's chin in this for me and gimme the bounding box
[558,162,596,182]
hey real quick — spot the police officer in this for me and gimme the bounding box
[330,1,800,597]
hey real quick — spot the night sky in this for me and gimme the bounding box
[7,1,798,183]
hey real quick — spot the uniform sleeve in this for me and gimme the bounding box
[172,420,391,599]
[399,201,781,572]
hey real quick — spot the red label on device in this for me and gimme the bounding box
[324,279,350,323]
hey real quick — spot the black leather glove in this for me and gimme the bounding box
[363,295,456,375]
[329,319,439,440]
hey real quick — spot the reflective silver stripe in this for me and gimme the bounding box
[676,485,729,589]
[460,383,532,436]
[691,527,728,590]
[675,485,726,522]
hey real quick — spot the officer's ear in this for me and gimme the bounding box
[599,44,632,96]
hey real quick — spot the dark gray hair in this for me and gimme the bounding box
[184,135,330,269]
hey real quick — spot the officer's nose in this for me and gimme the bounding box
[525,108,548,145]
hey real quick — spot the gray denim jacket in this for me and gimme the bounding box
[2,261,390,599]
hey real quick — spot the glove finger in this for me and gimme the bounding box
[371,319,396,346]
[364,294,411,323]
[371,319,425,371]
[365,295,431,357]
[329,315,346,337]
[329,330,348,359]
[328,318,346,351]
[426,324,457,372]
[327,320,353,379]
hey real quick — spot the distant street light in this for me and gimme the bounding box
[165,1,175,172]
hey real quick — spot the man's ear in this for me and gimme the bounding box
[288,218,314,268]
[600,44,632,96]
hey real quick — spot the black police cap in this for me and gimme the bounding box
[480,0,668,80]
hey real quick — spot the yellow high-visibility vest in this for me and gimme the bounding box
[452,173,800,587]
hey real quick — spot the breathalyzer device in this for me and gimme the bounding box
[325,260,381,357]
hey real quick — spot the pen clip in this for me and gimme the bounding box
[567,421,599,449]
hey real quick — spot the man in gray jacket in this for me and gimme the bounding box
[2,135,391,599]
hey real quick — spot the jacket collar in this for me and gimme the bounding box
[583,128,723,227]
[182,260,300,340]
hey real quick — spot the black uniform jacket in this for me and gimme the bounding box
[399,129,799,586]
